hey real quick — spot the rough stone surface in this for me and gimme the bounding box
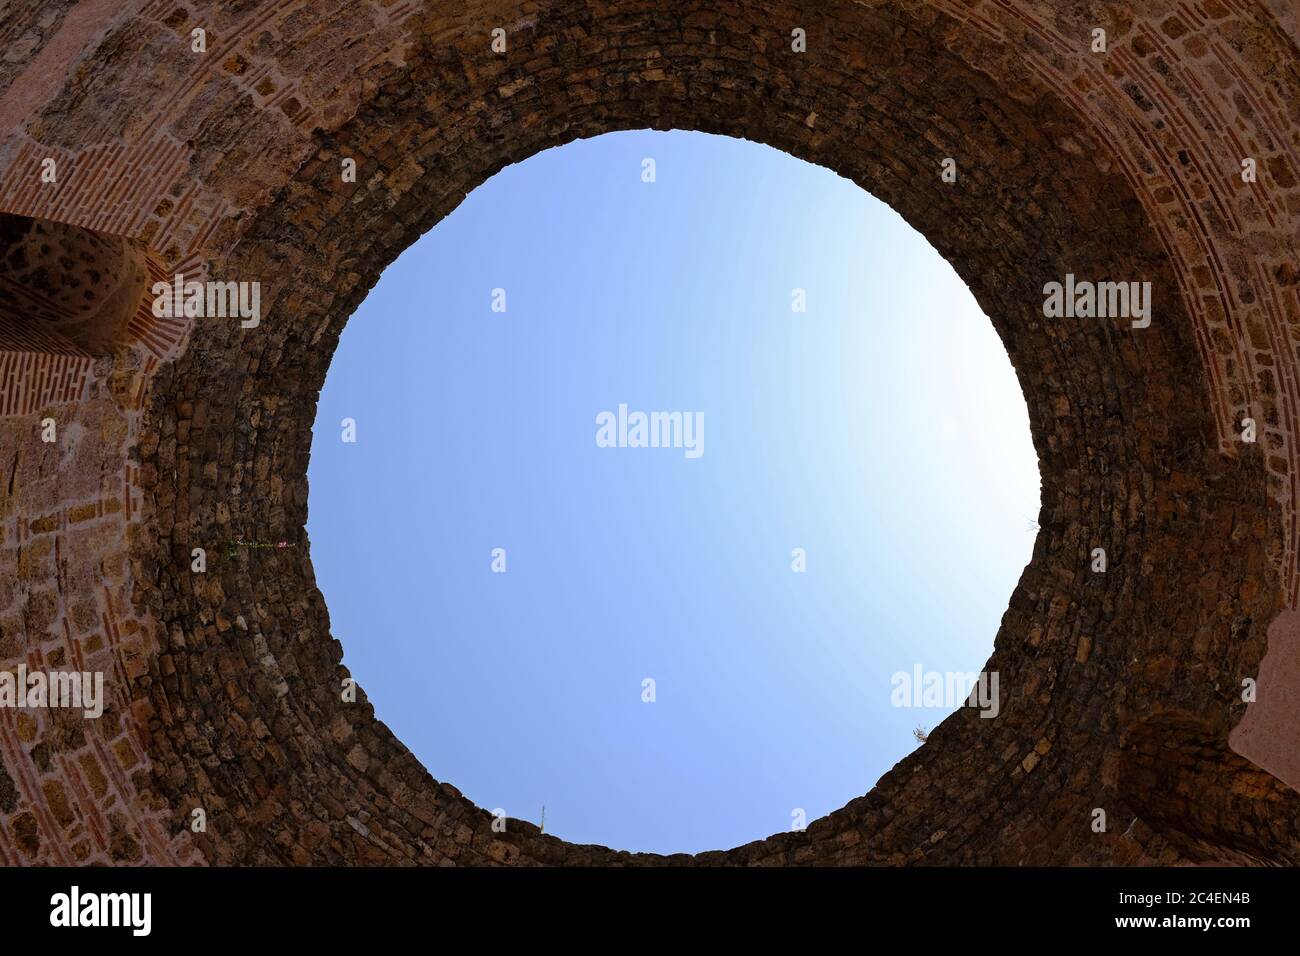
[0,0,1298,865]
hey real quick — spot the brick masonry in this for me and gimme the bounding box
[0,0,1298,865]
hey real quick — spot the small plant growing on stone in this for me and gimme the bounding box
[913,726,929,744]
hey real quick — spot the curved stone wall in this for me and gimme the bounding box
[0,0,1298,865]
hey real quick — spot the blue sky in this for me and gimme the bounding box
[306,129,1040,855]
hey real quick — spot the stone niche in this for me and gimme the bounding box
[0,212,150,355]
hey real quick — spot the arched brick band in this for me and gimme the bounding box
[0,0,1298,865]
